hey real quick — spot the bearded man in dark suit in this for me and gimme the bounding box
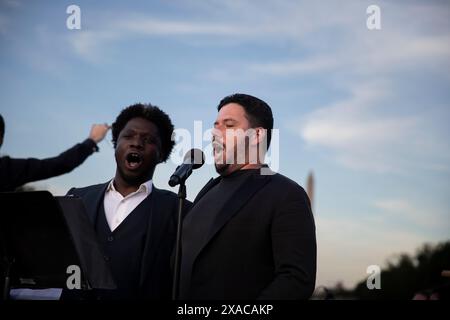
[179,94,316,300]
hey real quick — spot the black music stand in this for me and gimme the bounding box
[0,191,116,300]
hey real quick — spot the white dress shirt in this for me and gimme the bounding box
[103,179,153,232]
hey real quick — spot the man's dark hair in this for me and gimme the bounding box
[0,114,4,146]
[112,103,175,162]
[0,114,4,137]
[217,93,274,148]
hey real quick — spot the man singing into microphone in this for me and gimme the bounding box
[64,103,191,299]
[180,94,316,300]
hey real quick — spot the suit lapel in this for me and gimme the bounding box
[204,173,270,249]
[188,173,270,273]
[82,182,109,225]
[182,177,220,222]
[193,177,220,204]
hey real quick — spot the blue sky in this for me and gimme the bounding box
[1,0,449,289]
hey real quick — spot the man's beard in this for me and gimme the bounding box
[215,163,230,176]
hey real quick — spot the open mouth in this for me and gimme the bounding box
[125,152,143,169]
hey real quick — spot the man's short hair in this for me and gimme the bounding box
[0,114,4,137]
[0,114,4,145]
[112,103,175,162]
[217,93,274,148]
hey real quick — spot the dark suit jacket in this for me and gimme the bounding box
[0,139,98,192]
[66,182,191,299]
[180,170,317,300]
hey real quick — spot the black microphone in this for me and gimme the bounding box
[169,148,205,187]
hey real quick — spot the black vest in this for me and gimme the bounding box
[94,193,153,298]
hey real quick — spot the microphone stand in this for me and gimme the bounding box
[172,178,186,300]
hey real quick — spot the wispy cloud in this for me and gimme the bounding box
[1,0,22,9]
[62,1,364,62]
[250,33,450,78]
[249,56,337,76]
[69,30,120,63]
[296,78,450,172]
[117,18,242,36]
[295,81,449,173]
[267,1,450,174]
[67,16,243,63]
[373,198,450,231]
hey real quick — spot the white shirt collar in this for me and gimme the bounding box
[106,179,153,197]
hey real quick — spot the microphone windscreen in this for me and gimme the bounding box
[184,148,205,169]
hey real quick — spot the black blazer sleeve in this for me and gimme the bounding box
[0,139,98,192]
[257,186,317,300]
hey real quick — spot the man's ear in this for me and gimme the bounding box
[255,127,267,145]
[249,127,261,146]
